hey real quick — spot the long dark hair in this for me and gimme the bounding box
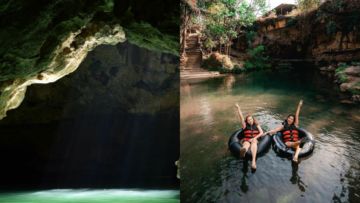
[245,114,258,126]
[283,114,296,127]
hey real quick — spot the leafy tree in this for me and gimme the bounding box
[244,45,270,70]
[296,0,321,12]
[199,0,268,55]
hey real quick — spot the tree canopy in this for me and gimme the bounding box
[198,0,268,54]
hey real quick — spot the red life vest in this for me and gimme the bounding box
[282,122,299,143]
[242,124,259,141]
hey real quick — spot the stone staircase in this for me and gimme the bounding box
[184,34,202,70]
[181,33,221,79]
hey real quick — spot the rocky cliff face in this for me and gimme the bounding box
[250,0,360,62]
[0,0,179,188]
[242,0,360,103]
[0,0,179,119]
[1,41,179,124]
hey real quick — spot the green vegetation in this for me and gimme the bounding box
[349,84,360,95]
[244,45,271,70]
[245,30,256,46]
[326,20,337,35]
[335,63,348,83]
[202,55,243,74]
[125,22,179,56]
[296,0,321,12]
[199,0,268,55]
[286,18,298,27]
[0,0,179,82]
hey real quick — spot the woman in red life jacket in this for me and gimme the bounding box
[267,100,303,163]
[235,103,264,170]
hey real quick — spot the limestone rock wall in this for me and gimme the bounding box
[1,41,179,125]
[248,0,360,62]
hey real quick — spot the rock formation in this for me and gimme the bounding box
[0,0,179,119]
[0,41,179,188]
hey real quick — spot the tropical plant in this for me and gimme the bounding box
[244,45,270,70]
[199,0,268,55]
[296,0,321,12]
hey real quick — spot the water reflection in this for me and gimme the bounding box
[240,161,249,193]
[220,75,236,93]
[290,162,306,192]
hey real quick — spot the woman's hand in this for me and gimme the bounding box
[235,103,240,109]
[299,100,303,106]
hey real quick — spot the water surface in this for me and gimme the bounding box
[180,67,360,203]
[0,189,179,203]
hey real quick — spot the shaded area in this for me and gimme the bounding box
[0,42,179,189]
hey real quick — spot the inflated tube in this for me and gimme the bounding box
[228,129,272,159]
[272,128,315,158]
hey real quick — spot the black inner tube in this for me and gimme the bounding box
[272,128,315,158]
[228,129,272,159]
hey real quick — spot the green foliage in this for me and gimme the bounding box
[328,0,345,12]
[125,22,179,56]
[200,0,268,53]
[202,56,244,74]
[244,45,271,70]
[349,84,360,95]
[326,21,337,35]
[335,63,348,83]
[335,63,348,73]
[286,18,298,27]
[202,55,223,71]
[232,65,243,74]
[296,0,321,12]
[203,38,216,50]
[245,30,256,46]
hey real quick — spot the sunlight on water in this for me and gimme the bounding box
[0,189,179,203]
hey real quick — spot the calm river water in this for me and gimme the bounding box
[180,66,360,203]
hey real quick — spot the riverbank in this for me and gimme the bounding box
[320,63,360,104]
[180,69,223,80]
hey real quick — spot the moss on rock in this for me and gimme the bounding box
[124,22,179,56]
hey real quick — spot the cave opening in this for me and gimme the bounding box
[0,41,179,190]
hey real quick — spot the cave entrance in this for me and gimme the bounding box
[0,41,179,189]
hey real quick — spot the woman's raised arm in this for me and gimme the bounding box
[295,100,303,127]
[235,103,246,128]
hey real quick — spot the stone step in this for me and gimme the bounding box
[185,48,202,53]
[186,40,198,44]
[187,35,199,39]
[186,52,202,58]
[185,43,199,47]
[185,56,201,60]
[186,44,198,49]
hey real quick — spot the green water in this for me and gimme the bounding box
[180,67,360,203]
[0,189,179,203]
